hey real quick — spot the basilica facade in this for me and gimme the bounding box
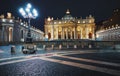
[44,10,95,40]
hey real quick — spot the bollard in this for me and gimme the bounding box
[74,45,77,48]
[59,44,62,50]
[43,45,46,50]
[96,45,100,50]
[82,44,84,48]
[67,45,69,49]
[11,46,15,54]
[34,45,37,50]
[89,44,92,48]
[52,45,54,50]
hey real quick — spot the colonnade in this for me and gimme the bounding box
[49,26,94,40]
[0,25,13,42]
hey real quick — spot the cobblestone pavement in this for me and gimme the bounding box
[0,50,120,76]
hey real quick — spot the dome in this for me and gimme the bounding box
[62,9,74,20]
[63,14,74,20]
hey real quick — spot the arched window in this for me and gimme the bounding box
[48,33,51,39]
[68,31,71,39]
[88,33,92,39]
[58,32,61,39]
[78,34,81,39]
[72,31,74,39]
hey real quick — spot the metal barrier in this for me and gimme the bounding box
[1,40,120,50]
[34,41,120,50]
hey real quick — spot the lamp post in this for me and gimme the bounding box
[19,3,38,43]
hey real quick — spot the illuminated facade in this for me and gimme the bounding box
[96,9,120,41]
[44,10,95,40]
[0,13,44,42]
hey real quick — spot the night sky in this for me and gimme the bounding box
[0,0,120,31]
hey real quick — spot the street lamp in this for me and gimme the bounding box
[19,3,38,43]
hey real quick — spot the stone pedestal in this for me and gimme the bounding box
[26,30,32,43]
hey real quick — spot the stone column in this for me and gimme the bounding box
[61,27,62,39]
[56,27,58,39]
[51,25,54,40]
[71,30,73,39]
[76,32,78,39]
[2,26,4,42]
[81,28,83,39]
[66,28,68,39]
[62,28,65,39]
[7,27,9,42]
[45,27,48,36]
[65,28,66,39]
[53,25,54,40]
[92,27,95,40]
[76,27,78,39]
[86,26,88,39]
[4,26,7,42]
[1,27,3,41]
[74,27,76,39]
